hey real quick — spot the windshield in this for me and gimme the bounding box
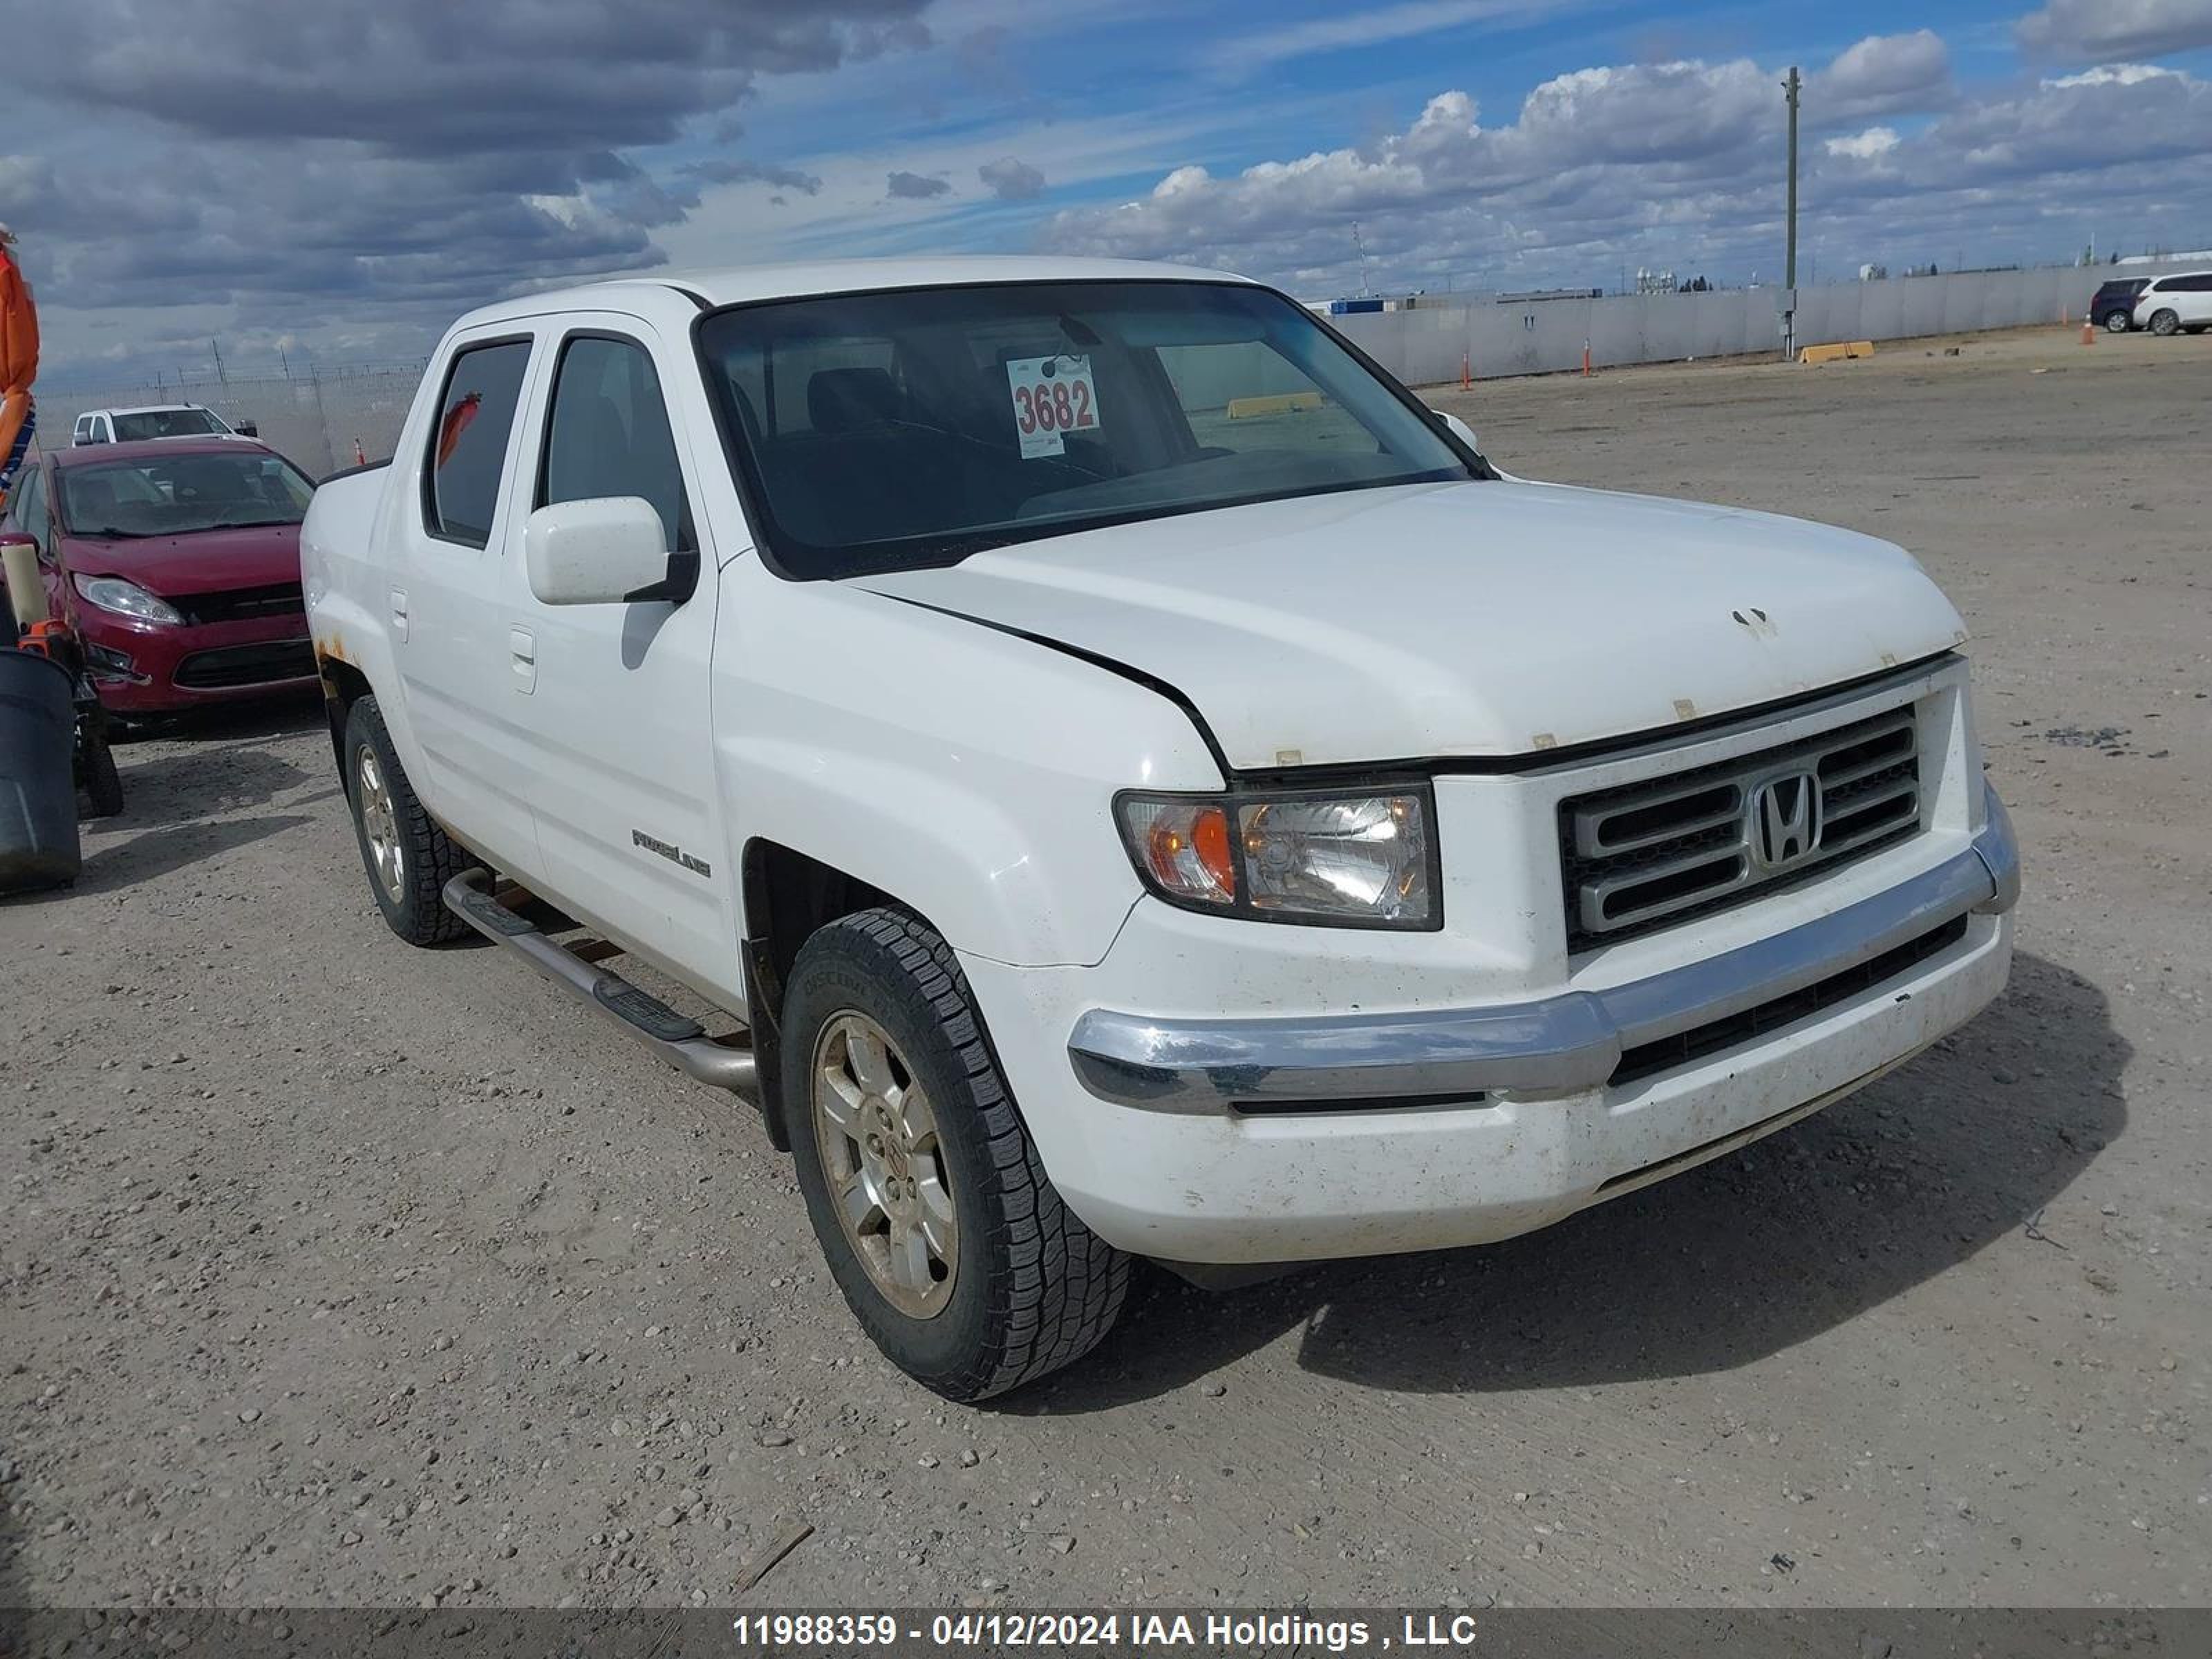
[60,453,315,538]
[111,408,228,440]
[695,280,1474,579]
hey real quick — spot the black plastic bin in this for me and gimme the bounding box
[0,646,82,892]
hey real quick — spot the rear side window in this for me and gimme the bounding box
[538,335,691,552]
[424,339,533,547]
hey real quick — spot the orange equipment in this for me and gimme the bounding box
[0,225,37,509]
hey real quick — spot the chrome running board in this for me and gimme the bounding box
[443,870,758,1099]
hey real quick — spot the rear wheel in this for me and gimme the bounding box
[2148,308,2180,337]
[344,695,471,945]
[782,908,1129,1400]
[2104,310,2130,333]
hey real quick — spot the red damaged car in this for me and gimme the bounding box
[1,438,317,715]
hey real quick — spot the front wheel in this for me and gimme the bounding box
[2104,311,2130,333]
[782,908,1129,1400]
[2148,308,2180,336]
[344,695,472,945]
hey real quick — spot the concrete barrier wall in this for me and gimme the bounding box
[1335,259,2204,386]
[28,258,2198,478]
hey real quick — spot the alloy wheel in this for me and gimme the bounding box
[812,1011,959,1318]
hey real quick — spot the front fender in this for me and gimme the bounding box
[719,572,1221,968]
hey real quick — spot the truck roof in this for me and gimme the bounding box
[446,256,1256,332]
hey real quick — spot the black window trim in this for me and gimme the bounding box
[529,326,698,554]
[689,275,1497,585]
[420,330,536,551]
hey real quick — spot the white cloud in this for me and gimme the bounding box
[2016,0,2212,62]
[977,156,1047,199]
[1203,0,1586,75]
[1806,30,1954,121]
[1825,126,1901,160]
[2043,62,2183,86]
[1045,44,2212,300]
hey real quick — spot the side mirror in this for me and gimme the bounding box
[1435,410,1480,453]
[523,496,686,606]
[233,418,259,438]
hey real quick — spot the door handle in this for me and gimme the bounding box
[509,626,537,695]
[388,587,409,641]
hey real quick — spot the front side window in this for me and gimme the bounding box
[538,335,689,552]
[59,453,315,538]
[111,408,225,441]
[424,339,533,547]
[696,281,1472,579]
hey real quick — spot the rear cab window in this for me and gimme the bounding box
[422,338,535,547]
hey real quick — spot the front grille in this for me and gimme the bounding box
[173,638,316,690]
[1560,706,1923,950]
[171,581,305,626]
[1609,914,1969,1088]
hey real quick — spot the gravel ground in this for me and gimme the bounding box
[4,324,2206,1612]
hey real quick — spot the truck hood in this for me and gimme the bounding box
[861,480,1967,771]
[62,523,304,597]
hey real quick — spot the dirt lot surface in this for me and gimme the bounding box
[5,324,2206,1613]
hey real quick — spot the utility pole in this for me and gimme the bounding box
[1781,65,1800,359]
[211,337,227,384]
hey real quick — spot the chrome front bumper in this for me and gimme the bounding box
[1069,784,2021,1114]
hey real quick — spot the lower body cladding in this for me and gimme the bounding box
[964,785,2018,1267]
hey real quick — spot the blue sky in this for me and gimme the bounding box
[9,0,2212,378]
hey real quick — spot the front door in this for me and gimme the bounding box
[496,318,735,995]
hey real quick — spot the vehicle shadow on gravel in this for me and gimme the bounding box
[1022,950,2125,1411]
[104,744,320,832]
[1,811,315,903]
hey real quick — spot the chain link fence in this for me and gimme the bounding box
[31,364,425,480]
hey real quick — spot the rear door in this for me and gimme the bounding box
[2175,274,2212,325]
[495,314,736,991]
[388,327,547,858]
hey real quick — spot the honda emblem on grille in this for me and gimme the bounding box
[1748,771,1823,870]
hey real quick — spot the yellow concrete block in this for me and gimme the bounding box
[1799,339,1875,365]
[1226,391,1324,418]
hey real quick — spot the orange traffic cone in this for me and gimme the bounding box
[2081,319,2094,346]
[354,438,368,465]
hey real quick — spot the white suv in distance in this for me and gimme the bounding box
[71,404,257,444]
[2133,271,2212,335]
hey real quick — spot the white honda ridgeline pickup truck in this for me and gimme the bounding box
[303,256,2019,1399]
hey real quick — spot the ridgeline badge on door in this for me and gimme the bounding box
[632,829,712,878]
[1005,354,1100,459]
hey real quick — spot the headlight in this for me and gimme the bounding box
[73,572,183,626]
[1116,785,1438,928]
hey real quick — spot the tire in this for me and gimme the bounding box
[343,695,472,946]
[2149,309,2180,337]
[782,908,1129,1400]
[2103,311,2130,333]
[77,733,124,819]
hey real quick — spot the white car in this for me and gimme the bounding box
[2132,271,2212,335]
[301,256,2018,1399]
[71,403,256,444]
